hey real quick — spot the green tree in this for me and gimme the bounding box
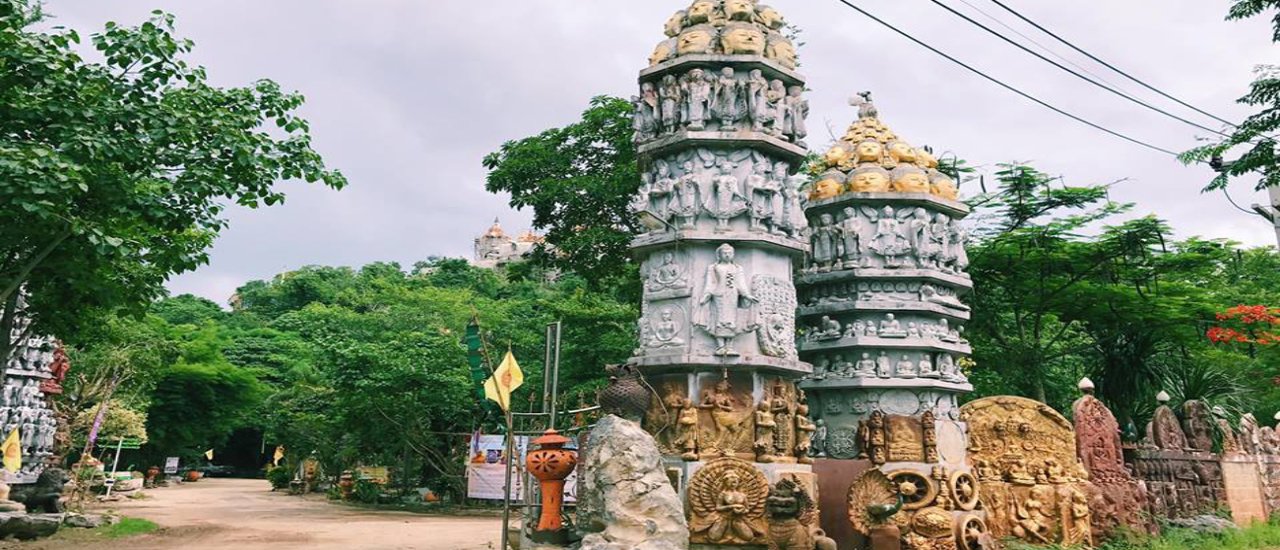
[482,96,639,289]
[145,362,263,462]
[0,2,346,362]
[1181,0,1280,191]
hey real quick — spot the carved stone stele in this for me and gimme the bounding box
[687,457,770,545]
[962,396,1091,546]
[1072,390,1153,539]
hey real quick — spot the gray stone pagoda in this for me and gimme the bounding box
[797,96,982,546]
[629,0,815,521]
[3,295,62,485]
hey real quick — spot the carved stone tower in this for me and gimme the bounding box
[796,97,983,547]
[628,3,815,545]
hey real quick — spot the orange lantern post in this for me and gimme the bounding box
[525,429,577,533]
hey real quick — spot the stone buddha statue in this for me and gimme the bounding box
[765,31,797,69]
[650,38,678,66]
[725,0,756,21]
[722,21,766,55]
[665,10,687,38]
[848,165,891,193]
[891,164,931,193]
[823,142,854,171]
[887,140,917,166]
[810,170,845,201]
[755,5,786,30]
[930,171,959,200]
[854,139,884,165]
[686,0,718,25]
[679,24,718,56]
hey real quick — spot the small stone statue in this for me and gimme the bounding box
[712,67,743,127]
[694,244,759,356]
[659,74,683,134]
[682,68,713,131]
[706,162,749,230]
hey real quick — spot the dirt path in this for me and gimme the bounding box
[13,478,504,550]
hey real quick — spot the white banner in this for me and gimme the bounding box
[163,457,180,474]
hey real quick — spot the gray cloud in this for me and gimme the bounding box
[44,1,1279,303]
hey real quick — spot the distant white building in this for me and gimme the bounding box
[472,218,542,268]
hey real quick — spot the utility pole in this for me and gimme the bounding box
[1251,184,1280,249]
[1211,155,1280,249]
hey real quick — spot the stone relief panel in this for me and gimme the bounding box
[635,65,806,144]
[801,279,970,309]
[804,349,968,385]
[805,204,969,275]
[752,275,798,359]
[633,150,808,238]
[696,371,756,459]
[962,396,1092,546]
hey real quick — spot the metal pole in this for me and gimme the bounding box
[548,322,562,430]
[104,438,124,497]
[542,324,554,429]
[499,406,515,550]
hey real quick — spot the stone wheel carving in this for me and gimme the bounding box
[847,468,897,536]
[826,427,860,459]
[948,470,980,511]
[887,470,936,510]
[955,514,988,550]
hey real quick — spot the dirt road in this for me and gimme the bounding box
[23,478,504,550]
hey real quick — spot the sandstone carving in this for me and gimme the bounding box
[687,457,769,545]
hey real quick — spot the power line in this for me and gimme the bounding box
[951,0,1131,94]
[927,0,1233,140]
[828,0,1181,158]
[985,0,1240,129]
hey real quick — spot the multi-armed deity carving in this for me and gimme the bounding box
[962,396,1093,547]
[687,457,771,545]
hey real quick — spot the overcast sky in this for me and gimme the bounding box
[46,1,1280,304]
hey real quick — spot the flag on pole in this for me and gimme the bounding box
[205,449,214,461]
[483,350,524,411]
[1,430,20,473]
[273,446,285,466]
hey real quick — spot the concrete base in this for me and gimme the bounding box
[813,458,873,550]
[1222,456,1268,525]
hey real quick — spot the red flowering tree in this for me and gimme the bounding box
[1207,305,1280,346]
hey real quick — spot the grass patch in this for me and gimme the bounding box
[1009,521,1280,550]
[101,517,159,539]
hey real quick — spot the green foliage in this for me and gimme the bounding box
[0,0,345,358]
[352,479,382,504]
[483,96,640,290]
[145,362,264,462]
[266,465,291,490]
[71,400,147,446]
[1181,1,1280,191]
[100,517,159,539]
[150,294,225,326]
[966,164,1280,428]
[1009,521,1280,550]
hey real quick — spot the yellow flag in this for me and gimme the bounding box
[1,429,20,474]
[483,351,524,411]
[273,446,285,466]
[205,449,214,461]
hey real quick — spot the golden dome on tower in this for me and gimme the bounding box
[812,92,960,201]
[649,1,797,69]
